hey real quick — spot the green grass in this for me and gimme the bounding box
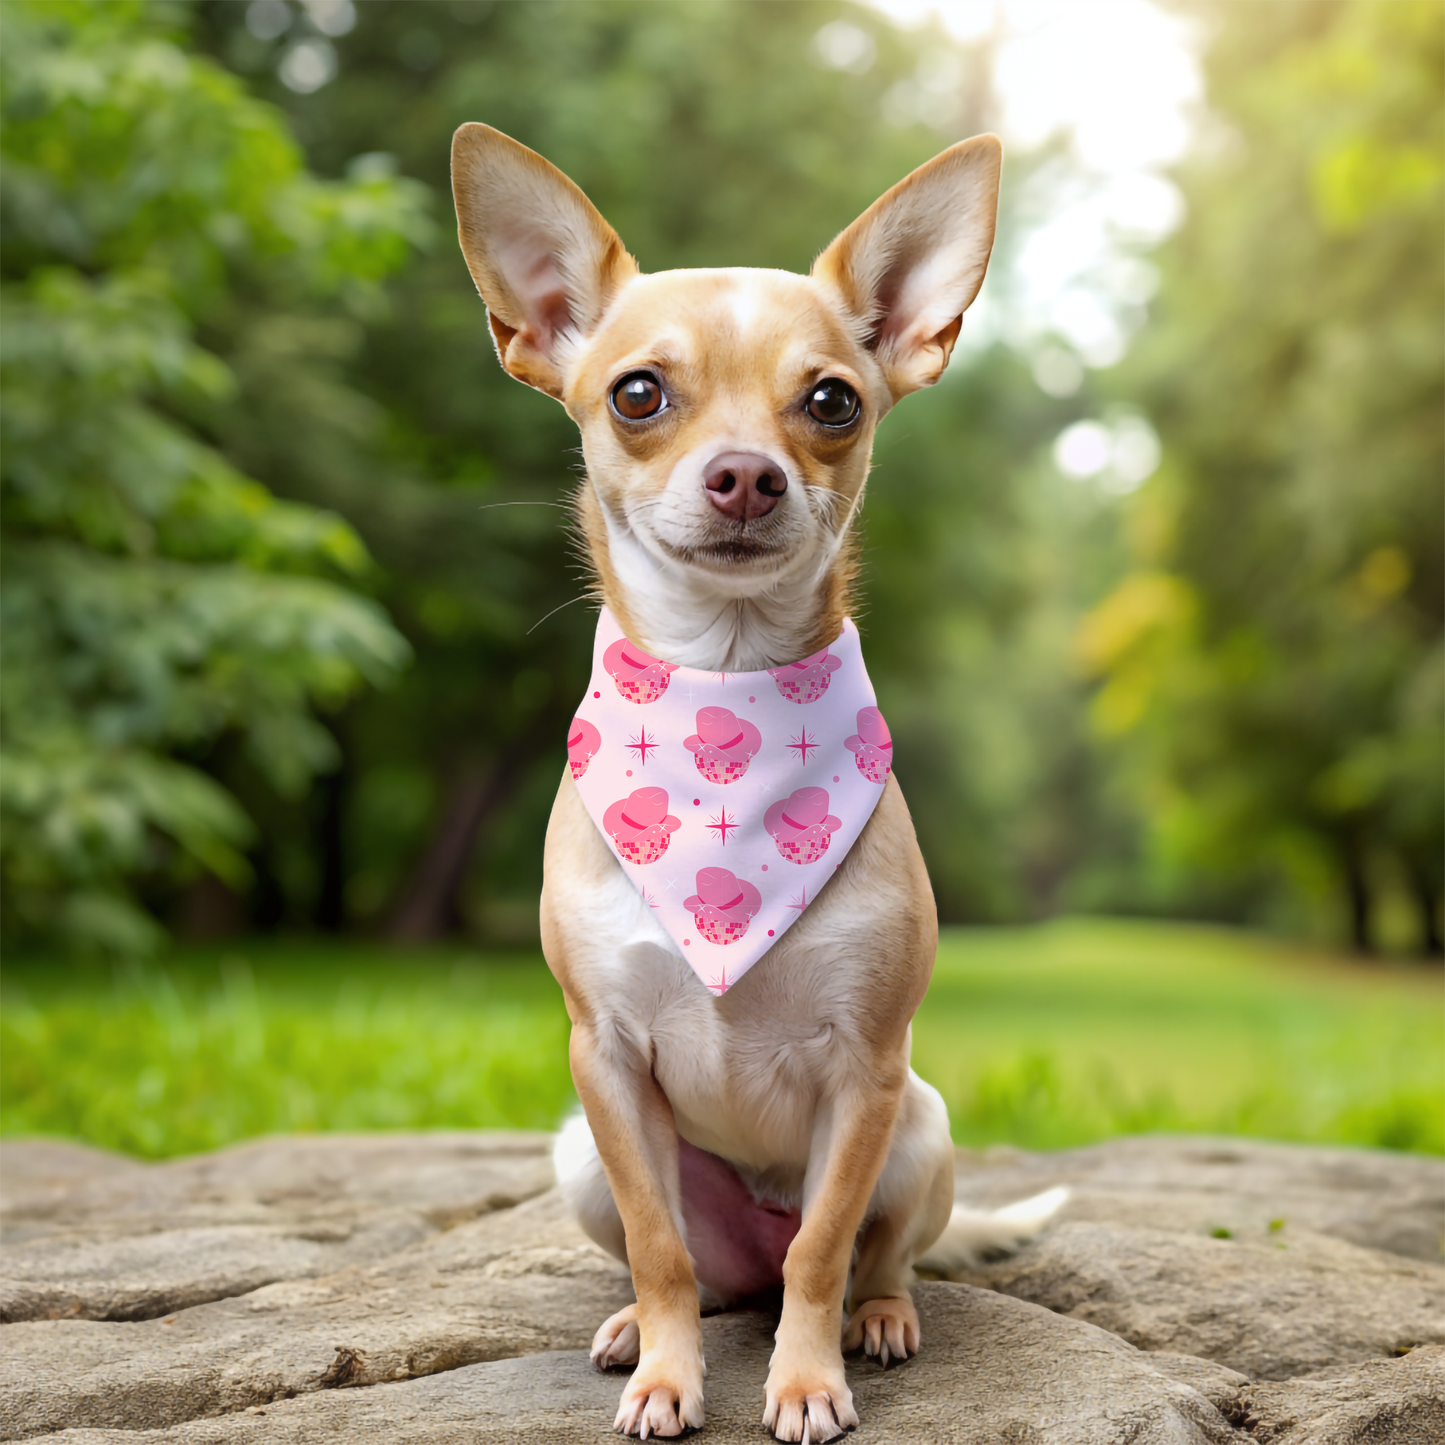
[2,919,1440,1159]
[916,921,1442,1153]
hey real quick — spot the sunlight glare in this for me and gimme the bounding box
[1054,415,1162,491]
[863,0,1202,379]
[812,20,878,73]
[868,0,999,44]
[866,0,1200,173]
[1055,421,1112,478]
[279,37,337,92]
[993,1,1199,171]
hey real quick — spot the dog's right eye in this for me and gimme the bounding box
[805,378,860,427]
[611,372,666,421]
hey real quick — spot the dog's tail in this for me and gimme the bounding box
[914,1186,1069,1276]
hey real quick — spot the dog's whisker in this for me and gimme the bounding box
[525,592,590,634]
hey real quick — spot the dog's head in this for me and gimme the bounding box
[452,125,1001,600]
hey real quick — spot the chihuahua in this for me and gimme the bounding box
[451,124,1064,1442]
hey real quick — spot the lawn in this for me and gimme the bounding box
[2,919,1440,1159]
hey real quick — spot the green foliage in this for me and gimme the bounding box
[1084,0,1444,948]
[188,0,1012,935]
[0,0,425,953]
[3,921,1439,1158]
[191,0,1138,938]
[862,365,1126,921]
[4,0,1437,954]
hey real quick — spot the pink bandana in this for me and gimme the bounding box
[567,608,893,994]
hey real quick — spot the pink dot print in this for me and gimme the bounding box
[693,798,700,806]
[767,929,774,936]
[833,775,840,782]
[748,696,756,703]
[593,691,601,698]
[626,770,633,777]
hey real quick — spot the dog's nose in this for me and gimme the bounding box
[703,452,788,521]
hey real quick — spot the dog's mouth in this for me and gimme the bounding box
[662,537,787,568]
[656,520,793,570]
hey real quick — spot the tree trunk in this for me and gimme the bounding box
[385,744,529,942]
[1410,864,1443,959]
[1343,834,1374,955]
[175,873,245,942]
[315,757,348,933]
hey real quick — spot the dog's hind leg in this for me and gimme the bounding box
[555,1111,630,1266]
[844,1071,954,1365]
[555,1115,647,1370]
[845,1071,1069,1364]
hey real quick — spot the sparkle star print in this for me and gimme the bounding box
[567,608,893,994]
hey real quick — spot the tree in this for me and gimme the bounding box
[1083,0,1444,952]
[192,0,1081,936]
[0,0,425,954]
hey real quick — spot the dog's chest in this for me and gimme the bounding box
[557,846,887,1173]
[545,763,933,1184]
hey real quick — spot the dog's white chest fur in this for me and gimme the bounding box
[550,784,915,1191]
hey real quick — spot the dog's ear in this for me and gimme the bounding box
[452,123,638,399]
[812,134,1002,399]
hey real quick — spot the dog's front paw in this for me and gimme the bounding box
[614,1347,705,1438]
[843,1294,920,1367]
[762,1353,856,1443]
[592,1303,642,1370]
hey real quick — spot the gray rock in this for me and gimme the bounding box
[0,1140,151,1220]
[1234,1346,1445,1444]
[958,1220,1445,1378]
[3,1133,1441,1443]
[0,1132,555,1322]
[0,1188,633,1439]
[21,1284,1243,1444]
[0,1215,439,1323]
[1141,1352,1252,1414]
[1,1132,556,1238]
[953,1136,1445,1263]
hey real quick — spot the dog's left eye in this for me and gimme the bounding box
[611,372,666,421]
[805,379,860,427]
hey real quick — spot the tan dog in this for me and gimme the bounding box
[451,125,1065,1442]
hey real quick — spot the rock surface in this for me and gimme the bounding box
[1,1133,1441,1443]
[14,1288,1249,1445]
[1234,1348,1445,1445]
[949,1135,1445,1264]
[957,1220,1440,1378]
[0,1131,556,1323]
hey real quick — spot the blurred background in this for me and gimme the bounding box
[2,0,1440,1160]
